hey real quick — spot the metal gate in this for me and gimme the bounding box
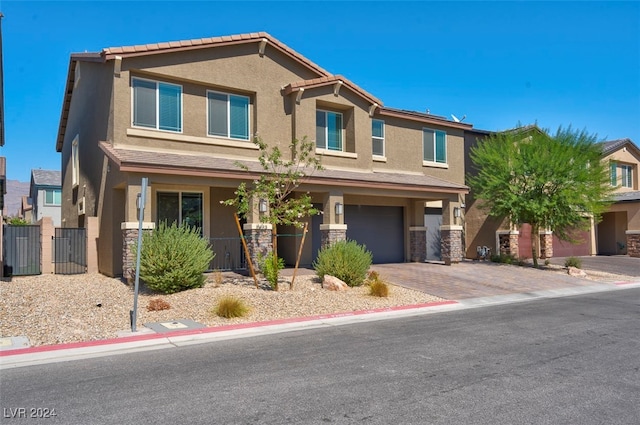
[54,228,87,274]
[3,225,41,276]
[208,237,246,271]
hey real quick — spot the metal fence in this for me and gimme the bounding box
[3,225,41,276]
[53,228,87,274]
[208,237,246,271]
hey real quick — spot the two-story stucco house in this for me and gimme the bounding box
[56,32,471,278]
[464,126,640,259]
[29,169,62,227]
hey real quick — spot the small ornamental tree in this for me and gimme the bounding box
[223,136,323,289]
[468,124,613,267]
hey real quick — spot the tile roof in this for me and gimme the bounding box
[31,169,61,187]
[612,190,640,203]
[600,138,638,155]
[283,75,383,107]
[99,143,468,194]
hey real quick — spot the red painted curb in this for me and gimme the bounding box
[613,280,640,286]
[0,300,458,357]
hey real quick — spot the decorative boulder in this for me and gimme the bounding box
[567,266,587,278]
[323,275,349,291]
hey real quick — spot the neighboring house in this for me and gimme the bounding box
[56,32,471,278]
[598,138,640,256]
[464,127,640,259]
[19,195,32,222]
[29,169,62,227]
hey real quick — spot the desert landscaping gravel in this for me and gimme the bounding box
[0,272,443,347]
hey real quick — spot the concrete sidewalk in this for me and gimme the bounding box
[2,274,638,370]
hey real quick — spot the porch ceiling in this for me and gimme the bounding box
[99,142,468,195]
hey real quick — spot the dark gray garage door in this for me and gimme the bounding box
[346,205,404,264]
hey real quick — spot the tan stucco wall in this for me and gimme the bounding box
[602,147,640,192]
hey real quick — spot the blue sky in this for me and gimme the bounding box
[1,1,638,182]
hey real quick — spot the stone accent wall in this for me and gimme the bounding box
[441,229,463,265]
[244,227,273,271]
[409,229,427,262]
[627,232,640,258]
[320,228,346,248]
[539,233,553,259]
[499,233,520,258]
[122,228,144,283]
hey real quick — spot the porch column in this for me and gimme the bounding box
[121,180,154,283]
[626,230,640,257]
[539,230,553,259]
[440,198,463,265]
[497,229,519,258]
[243,195,273,269]
[319,191,346,248]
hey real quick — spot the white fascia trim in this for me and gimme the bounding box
[121,222,156,230]
[440,225,463,231]
[319,224,347,231]
[243,223,273,230]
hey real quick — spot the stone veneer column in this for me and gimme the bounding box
[319,224,347,249]
[498,231,520,258]
[243,223,273,271]
[440,225,463,265]
[539,231,553,259]
[121,222,155,283]
[626,230,640,258]
[409,226,427,262]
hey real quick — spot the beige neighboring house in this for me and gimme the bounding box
[598,138,640,256]
[464,127,640,259]
[56,32,472,278]
[19,195,32,222]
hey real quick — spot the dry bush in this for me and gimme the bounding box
[212,269,224,287]
[147,298,171,311]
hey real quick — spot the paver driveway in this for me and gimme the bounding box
[370,260,623,300]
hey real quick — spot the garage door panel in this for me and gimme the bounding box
[346,205,404,264]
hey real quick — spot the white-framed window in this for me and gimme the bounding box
[316,109,343,151]
[207,91,250,140]
[72,135,79,188]
[157,191,203,233]
[372,119,385,156]
[423,128,447,164]
[610,161,617,186]
[621,164,633,188]
[132,77,182,132]
[44,189,62,206]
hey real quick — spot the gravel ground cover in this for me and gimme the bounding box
[0,271,443,347]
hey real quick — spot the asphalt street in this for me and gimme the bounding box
[1,287,639,425]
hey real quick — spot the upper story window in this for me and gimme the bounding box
[621,164,633,188]
[611,162,634,188]
[45,189,62,206]
[207,91,250,140]
[372,119,385,157]
[72,135,79,188]
[132,78,182,132]
[316,110,343,151]
[423,128,447,164]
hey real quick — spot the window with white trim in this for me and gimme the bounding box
[621,164,633,188]
[610,161,617,186]
[207,91,250,140]
[132,78,182,132]
[423,128,447,164]
[157,191,203,233]
[72,135,79,188]
[372,119,385,156]
[45,189,62,206]
[316,109,343,151]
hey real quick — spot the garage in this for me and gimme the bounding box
[345,205,404,264]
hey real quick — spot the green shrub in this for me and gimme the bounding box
[7,217,29,226]
[134,221,214,294]
[215,296,250,318]
[564,256,582,269]
[313,240,373,287]
[490,253,517,264]
[257,252,285,290]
